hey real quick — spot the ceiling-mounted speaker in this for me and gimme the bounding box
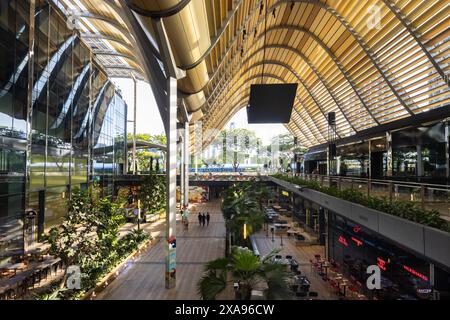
[328,112,336,125]
[247,83,298,124]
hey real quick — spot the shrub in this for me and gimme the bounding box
[272,174,450,233]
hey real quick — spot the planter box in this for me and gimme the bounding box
[269,176,450,269]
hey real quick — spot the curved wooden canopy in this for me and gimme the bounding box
[73,0,450,148]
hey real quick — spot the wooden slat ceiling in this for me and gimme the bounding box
[74,0,450,149]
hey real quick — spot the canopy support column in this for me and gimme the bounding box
[183,122,190,208]
[152,18,186,290]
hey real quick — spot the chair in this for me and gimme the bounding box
[308,291,318,297]
[296,291,307,297]
[286,255,293,260]
[275,255,282,260]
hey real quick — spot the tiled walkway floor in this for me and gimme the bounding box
[96,200,229,300]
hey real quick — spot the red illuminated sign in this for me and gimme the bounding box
[403,265,429,282]
[353,225,362,233]
[338,236,349,247]
[351,236,363,247]
[377,257,388,271]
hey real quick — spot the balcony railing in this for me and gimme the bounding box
[283,173,450,220]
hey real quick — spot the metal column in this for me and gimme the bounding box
[183,122,189,207]
[446,120,450,179]
[386,131,393,177]
[152,18,186,290]
[131,75,137,174]
[417,143,423,177]
[165,77,178,289]
[24,0,36,254]
[179,132,184,207]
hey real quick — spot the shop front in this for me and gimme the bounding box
[328,211,450,300]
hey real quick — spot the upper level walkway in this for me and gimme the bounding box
[288,173,450,220]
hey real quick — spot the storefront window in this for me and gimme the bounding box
[328,212,441,299]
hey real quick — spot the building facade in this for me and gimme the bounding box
[0,0,127,257]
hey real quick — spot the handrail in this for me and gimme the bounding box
[280,173,450,217]
[293,173,450,189]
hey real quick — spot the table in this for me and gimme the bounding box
[321,262,330,276]
[0,257,61,298]
[339,280,349,296]
[4,263,27,275]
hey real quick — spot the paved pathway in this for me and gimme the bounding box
[96,200,228,300]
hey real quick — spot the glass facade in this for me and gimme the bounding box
[304,120,448,180]
[0,1,127,257]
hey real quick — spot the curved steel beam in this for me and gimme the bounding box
[81,33,135,53]
[238,44,373,129]
[206,72,327,143]
[92,50,139,64]
[204,24,405,130]
[240,43,379,126]
[207,25,394,123]
[102,65,143,73]
[271,1,414,116]
[209,93,320,148]
[76,12,132,39]
[105,1,162,62]
[125,0,191,18]
[207,63,325,139]
[209,85,319,143]
[382,0,449,88]
[208,59,343,139]
[179,0,246,70]
[206,62,330,141]
[191,1,415,118]
[203,73,317,145]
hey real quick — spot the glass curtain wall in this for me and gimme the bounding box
[0,0,127,257]
[0,0,30,258]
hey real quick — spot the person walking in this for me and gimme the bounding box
[201,213,206,227]
[198,212,202,226]
[206,212,210,226]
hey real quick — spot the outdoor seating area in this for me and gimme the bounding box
[271,253,319,299]
[264,203,316,244]
[309,255,367,300]
[0,247,64,300]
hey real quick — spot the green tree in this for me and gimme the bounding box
[222,181,268,245]
[139,171,166,214]
[197,247,290,300]
[47,188,102,289]
[218,128,261,170]
[127,133,165,172]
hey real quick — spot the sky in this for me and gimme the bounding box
[112,78,288,145]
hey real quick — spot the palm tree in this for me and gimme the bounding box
[197,247,291,300]
[222,181,268,245]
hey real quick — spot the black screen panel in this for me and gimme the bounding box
[247,83,297,123]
